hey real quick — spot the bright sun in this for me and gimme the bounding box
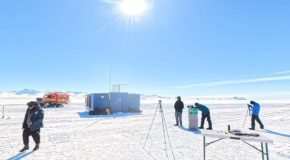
[120,0,148,16]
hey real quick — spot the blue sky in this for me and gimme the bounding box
[1,0,290,98]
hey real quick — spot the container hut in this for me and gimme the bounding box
[86,92,140,115]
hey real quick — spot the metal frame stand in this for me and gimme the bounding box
[243,107,250,128]
[143,100,176,160]
[202,136,270,160]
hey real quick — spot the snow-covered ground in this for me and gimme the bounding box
[1,98,290,160]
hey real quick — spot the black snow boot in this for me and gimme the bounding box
[20,145,29,152]
[33,144,39,151]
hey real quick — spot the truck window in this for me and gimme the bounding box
[48,95,54,99]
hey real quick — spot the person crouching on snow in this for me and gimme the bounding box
[248,101,264,130]
[194,103,212,130]
[20,101,44,152]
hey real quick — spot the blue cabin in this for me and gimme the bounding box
[86,92,140,115]
[127,94,141,112]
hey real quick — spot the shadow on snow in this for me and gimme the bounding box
[77,111,142,119]
[6,151,33,160]
[263,129,290,138]
[178,127,202,135]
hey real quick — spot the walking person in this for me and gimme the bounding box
[194,103,212,130]
[174,96,184,127]
[20,101,44,152]
[248,101,264,130]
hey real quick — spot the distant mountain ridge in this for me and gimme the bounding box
[141,94,171,99]
[190,96,247,100]
[1,90,247,101]
[1,89,86,96]
[141,95,247,101]
[13,89,40,95]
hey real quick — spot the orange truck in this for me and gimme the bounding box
[37,92,69,107]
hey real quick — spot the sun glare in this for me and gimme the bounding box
[120,0,148,16]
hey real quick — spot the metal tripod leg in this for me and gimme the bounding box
[143,103,160,148]
[261,143,264,160]
[203,136,206,160]
[243,108,249,128]
[266,143,269,160]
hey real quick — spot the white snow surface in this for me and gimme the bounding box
[1,98,290,160]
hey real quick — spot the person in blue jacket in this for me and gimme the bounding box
[194,103,212,130]
[248,101,264,130]
[20,101,44,152]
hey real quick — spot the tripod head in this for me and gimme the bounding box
[158,100,163,110]
[247,104,252,110]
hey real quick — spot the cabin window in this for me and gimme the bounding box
[99,95,105,99]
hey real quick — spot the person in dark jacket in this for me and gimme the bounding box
[174,96,184,127]
[20,101,44,152]
[194,103,212,130]
[248,101,264,130]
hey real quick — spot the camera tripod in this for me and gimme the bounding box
[143,100,176,160]
[243,104,252,128]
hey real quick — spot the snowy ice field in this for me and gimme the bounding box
[1,97,290,160]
